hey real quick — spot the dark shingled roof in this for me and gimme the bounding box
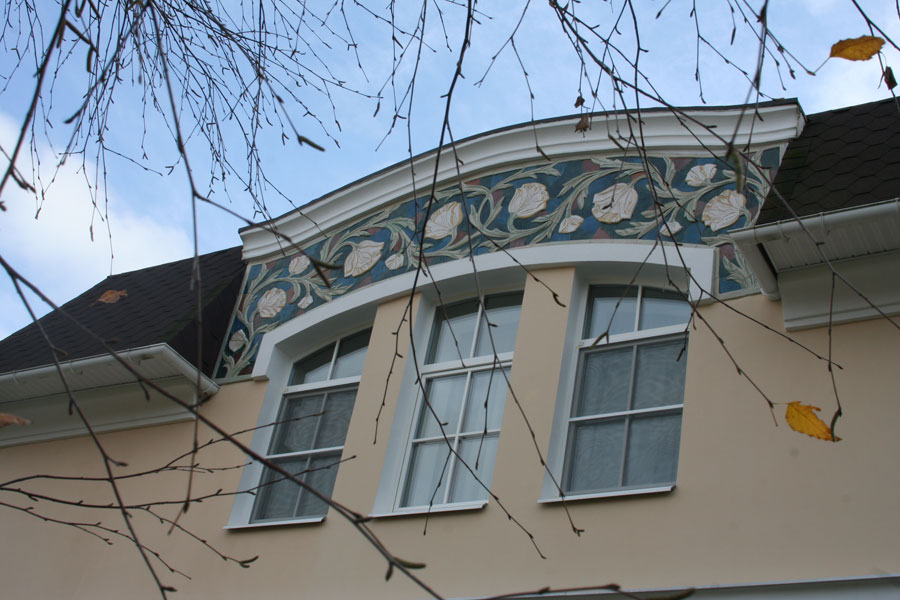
[0,247,245,377]
[759,98,900,225]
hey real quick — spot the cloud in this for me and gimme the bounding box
[0,112,193,339]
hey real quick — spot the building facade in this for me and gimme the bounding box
[1,100,899,599]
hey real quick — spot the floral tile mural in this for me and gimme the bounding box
[216,148,783,379]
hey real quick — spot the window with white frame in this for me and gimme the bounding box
[251,328,370,523]
[398,293,522,509]
[561,285,691,496]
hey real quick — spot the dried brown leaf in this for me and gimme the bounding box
[574,115,590,133]
[0,413,30,427]
[884,66,897,90]
[97,289,128,304]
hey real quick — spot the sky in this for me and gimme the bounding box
[1,0,898,339]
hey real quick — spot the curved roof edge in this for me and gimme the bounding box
[241,100,803,262]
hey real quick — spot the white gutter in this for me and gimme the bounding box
[0,343,219,403]
[730,198,900,301]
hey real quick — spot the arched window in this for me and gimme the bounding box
[251,329,370,523]
[399,293,522,508]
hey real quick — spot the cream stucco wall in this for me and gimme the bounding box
[1,276,898,599]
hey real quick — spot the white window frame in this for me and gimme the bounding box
[541,275,696,503]
[227,327,371,528]
[372,289,522,516]
[234,240,715,519]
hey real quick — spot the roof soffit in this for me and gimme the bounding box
[0,343,218,405]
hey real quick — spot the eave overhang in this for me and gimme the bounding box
[0,343,218,447]
[731,199,900,329]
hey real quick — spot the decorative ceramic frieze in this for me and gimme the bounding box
[215,148,782,379]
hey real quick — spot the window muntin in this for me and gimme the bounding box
[251,329,370,522]
[400,293,521,509]
[426,293,521,364]
[562,285,689,496]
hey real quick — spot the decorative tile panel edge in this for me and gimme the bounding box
[216,148,783,380]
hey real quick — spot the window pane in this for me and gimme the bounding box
[427,300,479,363]
[565,419,626,493]
[632,339,688,410]
[473,294,522,356]
[315,389,356,449]
[623,412,682,487]
[296,452,341,517]
[449,434,499,503]
[639,289,691,330]
[332,329,371,379]
[402,441,452,507]
[416,374,467,438]
[462,368,509,433]
[252,456,308,521]
[574,347,634,416]
[290,344,335,385]
[270,394,323,454]
[585,286,637,339]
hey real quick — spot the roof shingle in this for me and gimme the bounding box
[0,247,244,376]
[760,98,900,224]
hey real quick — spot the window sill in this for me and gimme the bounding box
[369,500,488,519]
[539,485,674,504]
[224,515,325,530]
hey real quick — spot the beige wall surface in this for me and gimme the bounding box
[1,283,898,599]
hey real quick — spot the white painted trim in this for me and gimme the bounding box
[778,251,900,330]
[368,500,488,519]
[224,515,325,530]
[729,198,900,299]
[0,376,197,447]
[0,343,219,401]
[0,344,217,447]
[538,485,674,503]
[252,241,715,379]
[449,574,900,600]
[242,104,803,261]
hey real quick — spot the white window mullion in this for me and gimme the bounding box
[288,455,311,517]
[634,285,644,331]
[470,300,485,358]
[443,370,475,502]
[325,340,340,380]
[283,374,362,395]
[568,404,684,423]
[307,393,328,452]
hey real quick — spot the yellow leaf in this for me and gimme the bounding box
[97,289,128,304]
[830,36,885,61]
[0,413,30,427]
[785,402,840,442]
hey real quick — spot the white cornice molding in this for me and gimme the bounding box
[0,343,218,403]
[0,377,199,447]
[241,103,803,262]
[730,198,900,300]
[0,344,219,447]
